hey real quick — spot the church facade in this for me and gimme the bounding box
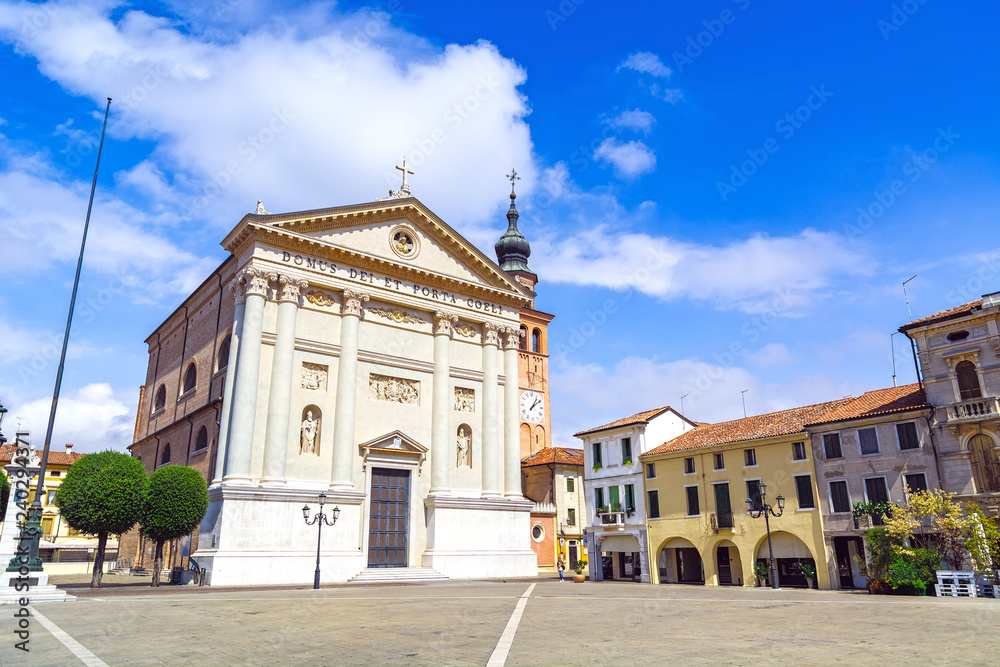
[128,181,543,585]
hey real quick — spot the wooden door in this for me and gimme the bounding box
[368,468,410,568]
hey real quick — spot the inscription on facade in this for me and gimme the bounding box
[280,251,511,314]
[369,373,420,405]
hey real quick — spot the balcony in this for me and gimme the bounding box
[597,506,627,530]
[710,510,734,532]
[945,396,1000,425]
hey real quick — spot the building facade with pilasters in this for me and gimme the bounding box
[130,192,539,585]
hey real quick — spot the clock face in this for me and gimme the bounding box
[520,390,544,423]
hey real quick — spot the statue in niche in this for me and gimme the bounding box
[300,410,320,455]
[456,426,471,468]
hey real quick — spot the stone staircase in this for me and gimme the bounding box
[348,567,448,584]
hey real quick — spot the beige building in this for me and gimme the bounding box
[899,292,1000,515]
[803,384,939,589]
[521,447,585,570]
[128,178,548,585]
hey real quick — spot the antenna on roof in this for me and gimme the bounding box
[680,393,689,418]
[890,331,901,387]
[741,389,749,418]
[902,275,917,321]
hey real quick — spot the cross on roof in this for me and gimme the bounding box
[396,157,414,195]
[506,168,520,193]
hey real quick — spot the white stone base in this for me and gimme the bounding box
[193,484,367,587]
[0,572,73,605]
[421,496,537,579]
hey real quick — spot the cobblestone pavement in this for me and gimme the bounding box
[1,578,998,666]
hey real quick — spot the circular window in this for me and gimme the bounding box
[531,524,545,542]
[389,225,420,259]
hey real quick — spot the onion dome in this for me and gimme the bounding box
[495,190,531,273]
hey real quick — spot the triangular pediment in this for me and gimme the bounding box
[359,430,428,455]
[224,198,528,297]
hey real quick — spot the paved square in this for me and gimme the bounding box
[1,579,998,665]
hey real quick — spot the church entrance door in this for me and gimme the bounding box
[368,468,410,568]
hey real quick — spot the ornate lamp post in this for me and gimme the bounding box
[746,482,785,590]
[302,492,339,590]
[0,402,7,445]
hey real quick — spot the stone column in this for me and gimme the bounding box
[481,322,501,498]
[260,275,308,486]
[330,289,368,491]
[213,277,245,485]
[430,311,457,496]
[224,267,269,484]
[502,327,522,499]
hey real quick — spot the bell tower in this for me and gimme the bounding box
[495,171,555,458]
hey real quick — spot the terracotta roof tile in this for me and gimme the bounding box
[805,383,929,425]
[0,444,85,467]
[641,398,853,457]
[573,406,676,438]
[899,298,983,330]
[522,447,584,467]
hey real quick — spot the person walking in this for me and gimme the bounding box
[558,556,565,582]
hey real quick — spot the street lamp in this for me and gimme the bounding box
[0,402,7,445]
[302,492,340,590]
[746,481,785,590]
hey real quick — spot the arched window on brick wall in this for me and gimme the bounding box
[182,362,197,394]
[159,443,171,466]
[153,385,166,412]
[193,426,209,452]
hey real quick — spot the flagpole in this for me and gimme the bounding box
[12,97,112,573]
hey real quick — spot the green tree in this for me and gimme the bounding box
[55,451,147,588]
[883,488,972,569]
[141,465,208,587]
[0,469,9,523]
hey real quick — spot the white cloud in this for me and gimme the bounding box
[606,109,656,134]
[7,382,134,453]
[0,143,219,301]
[0,2,535,229]
[593,137,656,178]
[745,343,796,367]
[618,51,672,78]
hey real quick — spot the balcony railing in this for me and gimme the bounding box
[945,396,1000,425]
[710,509,734,532]
[598,509,626,529]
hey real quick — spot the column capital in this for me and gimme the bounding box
[228,276,247,305]
[241,267,270,298]
[274,275,309,303]
[482,321,501,347]
[341,289,369,316]
[501,326,522,350]
[433,311,459,336]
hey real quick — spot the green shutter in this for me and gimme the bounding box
[609,486,620,510]
[796,475,815,509]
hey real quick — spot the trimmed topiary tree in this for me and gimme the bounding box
[55,451,147,588]
[141,465,208,587]
[0,469,9,523]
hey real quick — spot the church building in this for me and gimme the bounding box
[126,169,549,585]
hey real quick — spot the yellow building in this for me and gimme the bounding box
[0,443,116,574]
[640,399,850,589]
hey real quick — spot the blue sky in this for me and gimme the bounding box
[1,0,998,452]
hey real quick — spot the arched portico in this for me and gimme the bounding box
[656,537,704,585]
[752,531,817,588]
[709,539,744,586]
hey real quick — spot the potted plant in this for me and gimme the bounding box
[799,562,816,589]
[593,462,602,472]
[753,560,769,587]
[622,458,633,468]
[573,559,587,583]
[596,505,609,515]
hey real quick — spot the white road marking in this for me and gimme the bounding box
[29,605,109,667]
[486,583,535,667]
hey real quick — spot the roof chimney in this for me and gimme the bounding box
[65,443,73,454]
